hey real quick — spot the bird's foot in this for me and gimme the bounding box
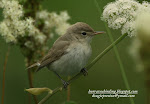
[61,80,69,89]
[81,68,88,76]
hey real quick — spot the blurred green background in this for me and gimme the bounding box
[0,0,147,104]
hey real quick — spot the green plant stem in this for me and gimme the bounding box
[38,33,128,104]
[1,47,10,104]
[94,0,134,104]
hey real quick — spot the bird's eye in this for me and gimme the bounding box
[82,32,87,35]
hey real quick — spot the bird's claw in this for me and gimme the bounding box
[61,80,69,89]
[81,68,88,76]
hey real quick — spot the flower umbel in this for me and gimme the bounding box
[101,0,150,37]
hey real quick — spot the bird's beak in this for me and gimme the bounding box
[94,31,105,35]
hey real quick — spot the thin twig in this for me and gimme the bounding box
[38,33,128,104]
[67,76,71,101]
[1,47,10,104]
[26,59,38,104]
[27,69,38,104]
[94,0,135,104]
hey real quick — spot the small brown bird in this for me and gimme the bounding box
[28,22,105,88]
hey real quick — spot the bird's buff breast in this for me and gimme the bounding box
[49,42,92,76]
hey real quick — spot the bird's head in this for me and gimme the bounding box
[66,22,105,43]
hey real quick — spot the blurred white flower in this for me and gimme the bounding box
[51,11,70,35]
[25,18,35,33]
[5,34,16,43]
[36,10,70,36]
[130,12,150,71]
[0,21,16,43]
[36,10,49,20]
[55,23,70,35]
[101,0,150,37]
[59,11,70,22]
[1,0,23,20]
[0,0,71,54]
[142,1,150,8]
[0,0,35,43]
[34,34,46,44]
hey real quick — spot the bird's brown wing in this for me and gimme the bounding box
[37,40,70,71]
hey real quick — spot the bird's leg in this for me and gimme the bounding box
[61,79,69,89]
[53,71,69,89]
[80,68,88,76]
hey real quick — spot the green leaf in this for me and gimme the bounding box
[25,87,53,95]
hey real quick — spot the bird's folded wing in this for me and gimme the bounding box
[37,41,70,71]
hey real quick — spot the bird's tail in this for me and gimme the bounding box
[26,62,41,70]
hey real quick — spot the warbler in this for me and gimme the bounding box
[28,22,105,88]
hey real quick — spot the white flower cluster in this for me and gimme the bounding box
[101,0,150,37]
[0,0,71,66]
[0,0,34,43]
[130,12,150,71]
[0,0,71,50]
[0,0,23,20]
[36,10,70,37]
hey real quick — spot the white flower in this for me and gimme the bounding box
[2,0,23,20]
[5,33,16,43]
[55,23,70,35]
[101,0,150,37]
[121,21,136,37]
[36,10,70,36]
[59,11,70,22]
[50,11,70,35]
[25,17,34,31]
[142,1,150,8]
[34,34,46,44]
[0,0,28,43]
[13,20,26,36]
[36,10,49,20]
[0,21,16,43]
[108,17,127,29]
